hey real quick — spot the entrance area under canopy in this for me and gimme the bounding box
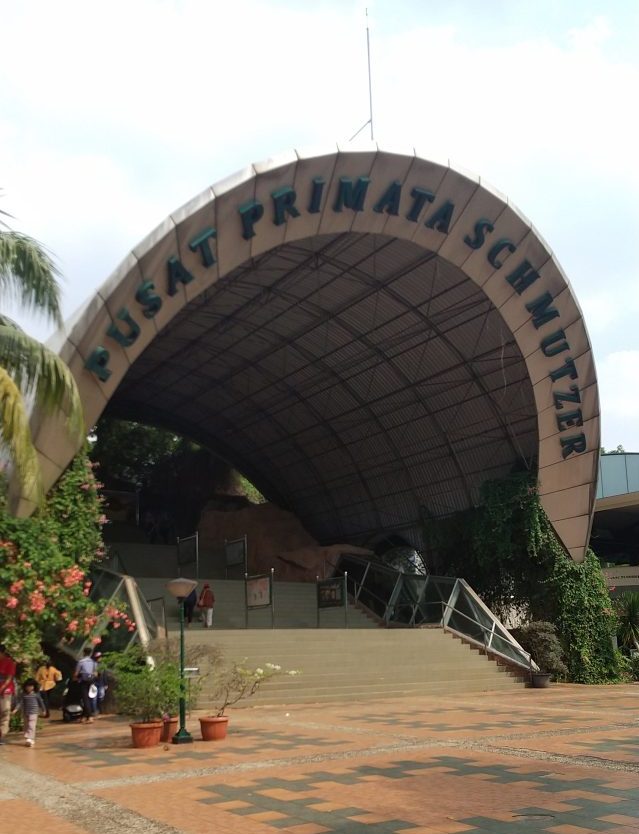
[106,232,538,549]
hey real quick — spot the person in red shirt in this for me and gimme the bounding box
[197,583,215,628]
[0,644,17,744]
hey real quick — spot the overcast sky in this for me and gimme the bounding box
[2,0,637,450]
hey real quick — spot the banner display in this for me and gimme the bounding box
[177,532,198,578]
[225,536,247,568]
[246,573,272,609]
[317,578,345,609]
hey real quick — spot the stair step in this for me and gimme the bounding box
[128,573,527,706]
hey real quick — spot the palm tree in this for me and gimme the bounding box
[0,206,83,504]
[616,591,639,653]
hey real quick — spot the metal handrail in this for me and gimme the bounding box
[441,601,533,670]
[333,552,531,672]
[146,596,168,640]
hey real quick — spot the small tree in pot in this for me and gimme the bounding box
[199,659,300,740]
[511,621,568,687]
[104,646,181,747]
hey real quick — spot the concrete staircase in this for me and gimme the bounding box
[131,576,525,707]
[182,628,525,708]
[136,578,378,630]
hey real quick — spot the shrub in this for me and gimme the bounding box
[103,646,181,723]
[615,592,639,653]
[511,621,568,679]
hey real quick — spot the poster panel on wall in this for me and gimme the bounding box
[317,578,344,608]
[246,573,272,609]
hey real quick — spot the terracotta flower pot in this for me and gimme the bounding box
[199,716,229,741]
[130,721,163,748]
[160,716,179,743]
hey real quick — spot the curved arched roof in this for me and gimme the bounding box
[19,146,600,560]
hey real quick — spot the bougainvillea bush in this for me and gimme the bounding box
[0,449,132,661]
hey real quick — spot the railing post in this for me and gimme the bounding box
[409,577,428,627]
[356,562,370,602]
[487,620,496,649]
[271,567,275,629]
[344,571,348,628]
[244,572,248,629]
[442,579,461,628]
[385,573,403,626]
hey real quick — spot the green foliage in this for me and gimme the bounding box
[615,591,639,652]
[89,417,184,487]
[0,449,127,661]
[0,209,83,501]
[237,474,266,504]
[550,548,620,683]
[511,621,568,679]
[423,473,622,684]
[103,645,181,723]
[423,474,552,618]
[626,653,639,681]
[9,711,23,732]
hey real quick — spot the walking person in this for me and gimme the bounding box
[184,587,197,628]
[15,678,46,747]
[197,582,215,628]
[93,652,108,714]
[74,647,97,723]
[0,644,16,745]
[35,658,63,718]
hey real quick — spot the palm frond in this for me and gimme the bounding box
[0,229,62,325]
[0,325,84,440]
[617,591,639,651]
[0,366,42,504]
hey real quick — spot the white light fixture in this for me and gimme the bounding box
[165,577,197,599]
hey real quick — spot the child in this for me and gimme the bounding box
[35,658,63,718]
[16,678,46,747]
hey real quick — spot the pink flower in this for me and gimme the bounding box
[9,580,24,594]
[6,597,18,609]
[91,637,102,645]
[29,591,46,613]
[67,620,78,633]
[60,567,85,588]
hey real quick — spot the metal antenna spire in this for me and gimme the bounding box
[349,8,375,142]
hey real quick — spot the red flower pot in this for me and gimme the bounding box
[130,721,163,748]
[199,716,229,741]
[160,716,179,743]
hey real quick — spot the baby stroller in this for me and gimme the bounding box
[62,678,84,722]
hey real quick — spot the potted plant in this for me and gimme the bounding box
[512,621,568,688]
[147,640,210,743]
[199,660,300,740]
[104,646,181,747]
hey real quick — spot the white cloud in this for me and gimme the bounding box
[597,351,639,449]
[1,1,638,449]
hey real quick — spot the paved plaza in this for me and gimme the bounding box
[1,684,638,834]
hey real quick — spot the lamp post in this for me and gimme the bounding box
[165,576,197,744]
